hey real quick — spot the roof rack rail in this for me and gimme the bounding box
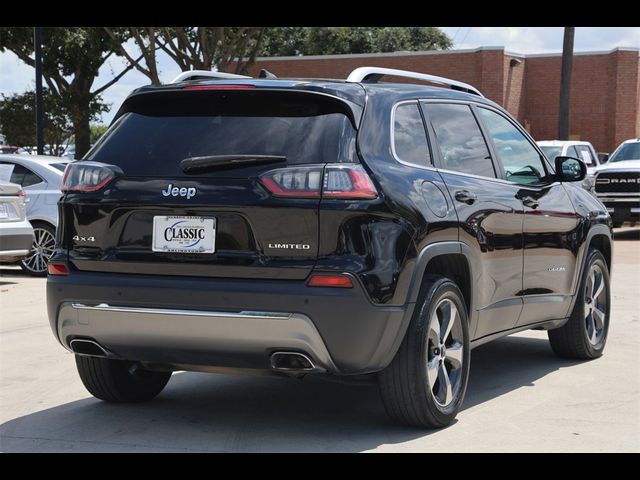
[346,67,483,97]
[171,70,251,83]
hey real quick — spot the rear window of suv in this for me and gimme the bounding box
[87,91,358,176]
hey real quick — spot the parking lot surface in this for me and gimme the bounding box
[1,229,638,452]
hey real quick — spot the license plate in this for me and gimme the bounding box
[152,216,216,253]
[0,203,8,219]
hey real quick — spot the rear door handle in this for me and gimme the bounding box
[521,196,539,209]
[455,190,477,205]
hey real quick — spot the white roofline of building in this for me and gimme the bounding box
[254,46,506,61]
[254,46,639,62]
[521,47,639,58]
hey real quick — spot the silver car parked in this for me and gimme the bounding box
[0,180,34,262]
[0,155,70,275]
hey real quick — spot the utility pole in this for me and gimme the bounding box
[34,27,44,155]
[558,27,575,140]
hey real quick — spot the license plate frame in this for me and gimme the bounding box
[152,216,216,254]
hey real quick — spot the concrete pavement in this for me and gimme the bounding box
[1,229,638,452]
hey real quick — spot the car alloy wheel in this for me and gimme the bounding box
[426,298,465,408]
[584,264,607,348]
[21,226,55,274]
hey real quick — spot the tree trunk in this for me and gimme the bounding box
[558,27,575,140]
[72,107,91,159]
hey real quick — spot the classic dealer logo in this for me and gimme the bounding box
[164,220,205,247]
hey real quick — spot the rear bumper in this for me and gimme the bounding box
[0,223,34,260]
[47,271,408,375]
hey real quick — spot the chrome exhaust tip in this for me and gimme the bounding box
[69,339,110,358]
[270,352,316,371]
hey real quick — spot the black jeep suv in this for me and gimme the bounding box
[47,67,613,428]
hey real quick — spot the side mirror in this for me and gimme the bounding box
[599,153,609,163]
[555,156,587,182]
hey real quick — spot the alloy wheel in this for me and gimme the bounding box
[426,298,465,407]
[584,264,607,347]
[21,226,55,274]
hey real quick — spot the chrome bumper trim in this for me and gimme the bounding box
[70,303,291,320]
[596,197,640,202]
[58,303,337,372]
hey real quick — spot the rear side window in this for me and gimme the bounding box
[575,145,596,166]
[0,163,43,187]
[88,92,358,177]
[393,102,430,166]
[423,103,495,178]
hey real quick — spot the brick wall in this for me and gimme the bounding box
[524,50,640,153]
[245,47,640,153]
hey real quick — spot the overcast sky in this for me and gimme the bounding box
[1,27,638,125]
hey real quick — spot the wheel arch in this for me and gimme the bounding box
[28,218,56,229]
[378,242,477,370]
[564,224,613,318]
[405,242,475,314]
[589,233,612,272]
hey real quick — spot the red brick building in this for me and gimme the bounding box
[246,47,640,153]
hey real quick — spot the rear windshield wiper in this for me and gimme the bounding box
[180,155,286,174]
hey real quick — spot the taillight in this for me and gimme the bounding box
[323,165,378,199]
[259,166,323,198]
[61,161,121,193]
[259,164,377,200]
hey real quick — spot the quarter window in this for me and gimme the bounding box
[476,107,548,185]
[0,163,43,187]
[422,103,495,178]
[393,102,431,166]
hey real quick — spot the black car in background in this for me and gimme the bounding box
[47,67,612,428]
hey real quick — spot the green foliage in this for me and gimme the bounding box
[90,123,108,144]
[260,27,452,56]
[259,27,307,57]
[0,27,130,157]
[0,90,73,151]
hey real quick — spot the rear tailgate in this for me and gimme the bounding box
[63,88,361,280]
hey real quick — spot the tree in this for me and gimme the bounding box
[259,27,452,56]
[0,89,85,154]
[103,27,268,85]
[1,27,137,158]
[258,27,306,57]
[90,123,108,144]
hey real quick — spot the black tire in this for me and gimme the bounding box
[20,222,56,276]
[75,355,171,402]
[378,276,470,428]
[548,249,610,359]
